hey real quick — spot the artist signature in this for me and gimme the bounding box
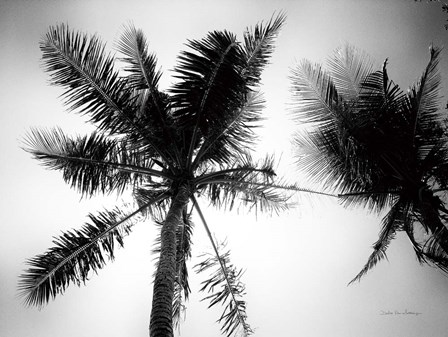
[380,309,422,316]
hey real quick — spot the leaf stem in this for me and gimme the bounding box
[191,195,247,330]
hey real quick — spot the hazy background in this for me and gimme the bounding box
[1,0,448,336]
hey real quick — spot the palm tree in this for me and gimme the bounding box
[19,14,289,337]
[290,44,448,284]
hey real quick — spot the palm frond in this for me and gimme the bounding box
[420,228,448,273]
[115,24,180,165]
[242,12,286,87]
[133,187,171,221]
[191,195,253,336]
[428,156,448,189]
[337,189,398,212]
[407,199,448,272]
[412,189,448,257]
[293,129,345,190]
[115,23,162,91]
[327,44,374,100]
[357,60,405,123]
[407,46,443,146]
[294,127,396,211]
[404,46,446,177]
[290,59,340,126]
[190,14,284,169]
[419,139,448,185]
[171,30,246,166]
[348,198,411,285]
[23,128,170,197]
[195,243,253,337]
[18,204,146,307]
[192,200,252,337]
[41,24,132,133]
[192,90,265,168]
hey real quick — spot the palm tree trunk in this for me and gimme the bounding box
[149,184,190,337]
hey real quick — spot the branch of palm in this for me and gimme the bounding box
[193,197,253,337]
[23,128,173,197]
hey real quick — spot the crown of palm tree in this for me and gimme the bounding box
[19,14,297,337]
[291,44,448,284]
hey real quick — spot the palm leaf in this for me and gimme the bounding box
[195,246,253,337]
[348,198,411,284]
[294,128,346,191]
[191,14,285,169]
[327,44,374,100]
[171,30,246,166]
[192,199,252,337]
[294,125,395,211]
[18,204,146,307]
[357,61,405,125]
[407,46,443,146]
[405,46,445,175]
[192,90,265,168]
[420,229,448,273]
[242,12,286,87]
[290,59,340,126]
[115,24,181,165]
[23,128,170,197]
[419,139,448,187]
[407,191,448,272]
[41,24,132,133]
[115,23,162,91]
[133,186,171,220]
[428,154,448,189]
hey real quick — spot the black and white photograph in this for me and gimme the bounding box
[1,1,448,336]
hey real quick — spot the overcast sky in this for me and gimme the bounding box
[1,1,448,337]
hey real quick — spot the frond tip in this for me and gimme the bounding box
[195,241,253,337]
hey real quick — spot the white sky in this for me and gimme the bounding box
[1,1,448,336]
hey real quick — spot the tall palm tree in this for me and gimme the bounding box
[19,14,289,337]
[290,44,448,284]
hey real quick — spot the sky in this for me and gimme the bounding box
[1,0,448,336]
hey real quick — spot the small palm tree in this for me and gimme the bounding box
[291,44,448,284]
[19,14,290,337]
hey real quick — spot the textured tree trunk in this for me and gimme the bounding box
[149,184,190,337]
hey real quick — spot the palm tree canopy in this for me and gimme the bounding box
[291,44,448,283]
[19,13,290,337]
